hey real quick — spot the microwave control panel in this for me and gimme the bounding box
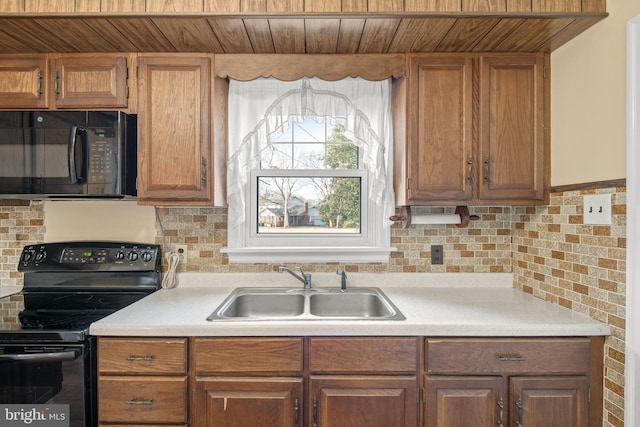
[88,131,116,184]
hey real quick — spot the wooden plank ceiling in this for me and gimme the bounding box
[0,14,606,54]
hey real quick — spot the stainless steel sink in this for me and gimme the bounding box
[207,288,304,320]
[309,292,397,318]
[207,287,404,321]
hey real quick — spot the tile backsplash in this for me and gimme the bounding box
[153,205,513,274]
[0,187,627,426]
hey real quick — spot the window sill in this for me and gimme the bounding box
[221,246,396,263]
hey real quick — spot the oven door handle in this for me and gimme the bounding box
[0,349,80,363]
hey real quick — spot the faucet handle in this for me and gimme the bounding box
[336,269,347,291]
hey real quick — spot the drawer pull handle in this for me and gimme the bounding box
[498,355,526,362]
[125,399,153,406]
[126,355,154,361]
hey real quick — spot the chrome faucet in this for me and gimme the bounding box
[278,265,312,289]
[336,269,347,292]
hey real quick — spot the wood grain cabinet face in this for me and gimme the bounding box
[52,55,128,109]
[97,338,188,426]
[478,54,546,202]
[310,375,418,427]
[404,55,473,204]
[192,337,419,427]
[192,338,304,427]
[136,54,213,205]
[396,53,548,206]
[0,56,48,109]
[194,378,303,427]
[424,338,594,427]
[309,337,419,427]
[0,54,129,110]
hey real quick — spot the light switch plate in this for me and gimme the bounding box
[583,194,612,225]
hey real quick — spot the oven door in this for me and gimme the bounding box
[0,341,92,427]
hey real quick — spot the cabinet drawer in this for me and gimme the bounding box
[98,338,187,375]
[310,337,418,373]
[426,338,591,374]
[98,377,187,424]
[194,338,303,374]
[99,425,187,427]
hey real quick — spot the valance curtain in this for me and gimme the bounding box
[227,77,395,235]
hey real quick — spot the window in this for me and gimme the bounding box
[223,78,395,263]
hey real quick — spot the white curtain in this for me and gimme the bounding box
[227,77,395,235]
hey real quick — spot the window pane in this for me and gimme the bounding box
[260,117,359,170]
[257,176,361,234]
[261,143,293,169]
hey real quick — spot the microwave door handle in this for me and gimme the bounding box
[69,125,79,183]
[0,349,80,363]
[68,126,88,184]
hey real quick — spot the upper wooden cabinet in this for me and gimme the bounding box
[51,54,129,109]
[0,53,130,110]
[398,55,474,205]
[0,56,48,109]
[136,53,215,205]
[478,54,546,202]
[394,52,548,207]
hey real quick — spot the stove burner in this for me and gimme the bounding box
[18,309,114,330]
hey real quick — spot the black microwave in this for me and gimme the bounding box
[0,111,136,198]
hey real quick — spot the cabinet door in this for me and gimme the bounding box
[0,56,48,109]
[136,54,213,204]
[52,55,128,109]
[310,375,417,427]
[424,376,505,427]
[194,377,303,427]
[510,376,589,427]
[478,54,546,201]
[406,55,473,204]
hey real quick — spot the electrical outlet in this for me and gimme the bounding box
[431,245,443,265]
[583,194,612,225]
[174,245,188,266]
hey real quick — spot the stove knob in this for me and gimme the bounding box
[115,250,125,260]
[142,251,153,263]
[128,251,139,262]
[21,252,33,263]
[34,251,46,262]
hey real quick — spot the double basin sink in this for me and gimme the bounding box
[207,287,405,321]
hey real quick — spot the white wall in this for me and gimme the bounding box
[551,1,640,186]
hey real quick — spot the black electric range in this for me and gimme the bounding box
[0,241,162,427]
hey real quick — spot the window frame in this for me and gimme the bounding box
[222,78,395,263]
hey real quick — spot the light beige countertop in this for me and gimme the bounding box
[89,272,611,337]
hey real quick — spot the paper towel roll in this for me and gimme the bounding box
[409,213,462,225]
[389,206,477,228]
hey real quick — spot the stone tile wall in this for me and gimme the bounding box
[152,205,513,274]
[512,188,626,427]
[0,200,44,288]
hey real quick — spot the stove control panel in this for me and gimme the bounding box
[18,242,161,272]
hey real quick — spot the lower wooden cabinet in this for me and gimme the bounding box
[310,375,417,427]
[424,338,601,427]
[424,376,504,427]
[97,338,188,426]
[194,377,303,427]
[96,336,603,427]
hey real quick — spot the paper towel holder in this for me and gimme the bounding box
[389,205,479,228]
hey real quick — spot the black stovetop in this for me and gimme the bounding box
[0,241,162,343]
